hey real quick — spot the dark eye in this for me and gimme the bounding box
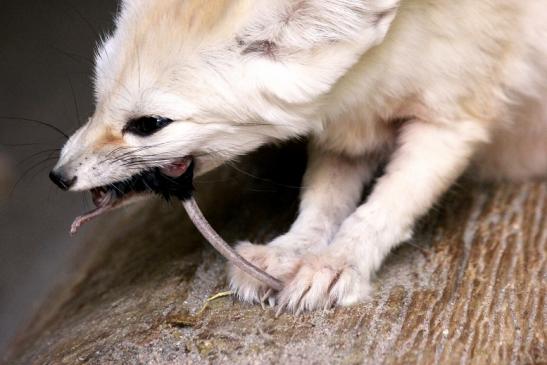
[123,116,173,136]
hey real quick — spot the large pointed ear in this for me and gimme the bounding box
[243,0,400,51]
[240,0,400,103]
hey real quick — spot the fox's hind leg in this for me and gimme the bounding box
[473,99,547,181]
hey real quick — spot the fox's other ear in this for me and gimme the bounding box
[241,0,399,103]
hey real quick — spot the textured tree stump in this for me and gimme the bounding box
[4,143,546,365]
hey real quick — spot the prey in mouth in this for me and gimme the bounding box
[61,155,284,292]
[70,157,194,235]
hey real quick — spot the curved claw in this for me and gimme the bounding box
[261,288,274,308]
[275,303,287,318]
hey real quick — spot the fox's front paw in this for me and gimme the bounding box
[228,240,301,305]
[276,253,370,314]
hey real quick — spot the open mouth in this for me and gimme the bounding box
[69,156,285,292]
[71,157,194,235]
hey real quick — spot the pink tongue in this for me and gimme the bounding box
[160,158,191,177]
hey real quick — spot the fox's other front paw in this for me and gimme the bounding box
[228,241,300,305]
[276,253,371,314]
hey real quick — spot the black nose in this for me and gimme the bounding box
[49,170,77,191]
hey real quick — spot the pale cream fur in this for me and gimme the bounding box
[54,0,547,312]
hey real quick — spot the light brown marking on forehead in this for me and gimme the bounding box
[93,127,125,151]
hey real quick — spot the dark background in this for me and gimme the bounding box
[0,0,118,353]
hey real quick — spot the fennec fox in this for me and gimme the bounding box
[50,0,547,313]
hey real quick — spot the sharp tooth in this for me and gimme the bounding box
[91,187,111,207]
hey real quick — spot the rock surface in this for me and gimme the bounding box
[4,144,546,365]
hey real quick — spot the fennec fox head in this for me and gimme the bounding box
[51,0,398,193]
